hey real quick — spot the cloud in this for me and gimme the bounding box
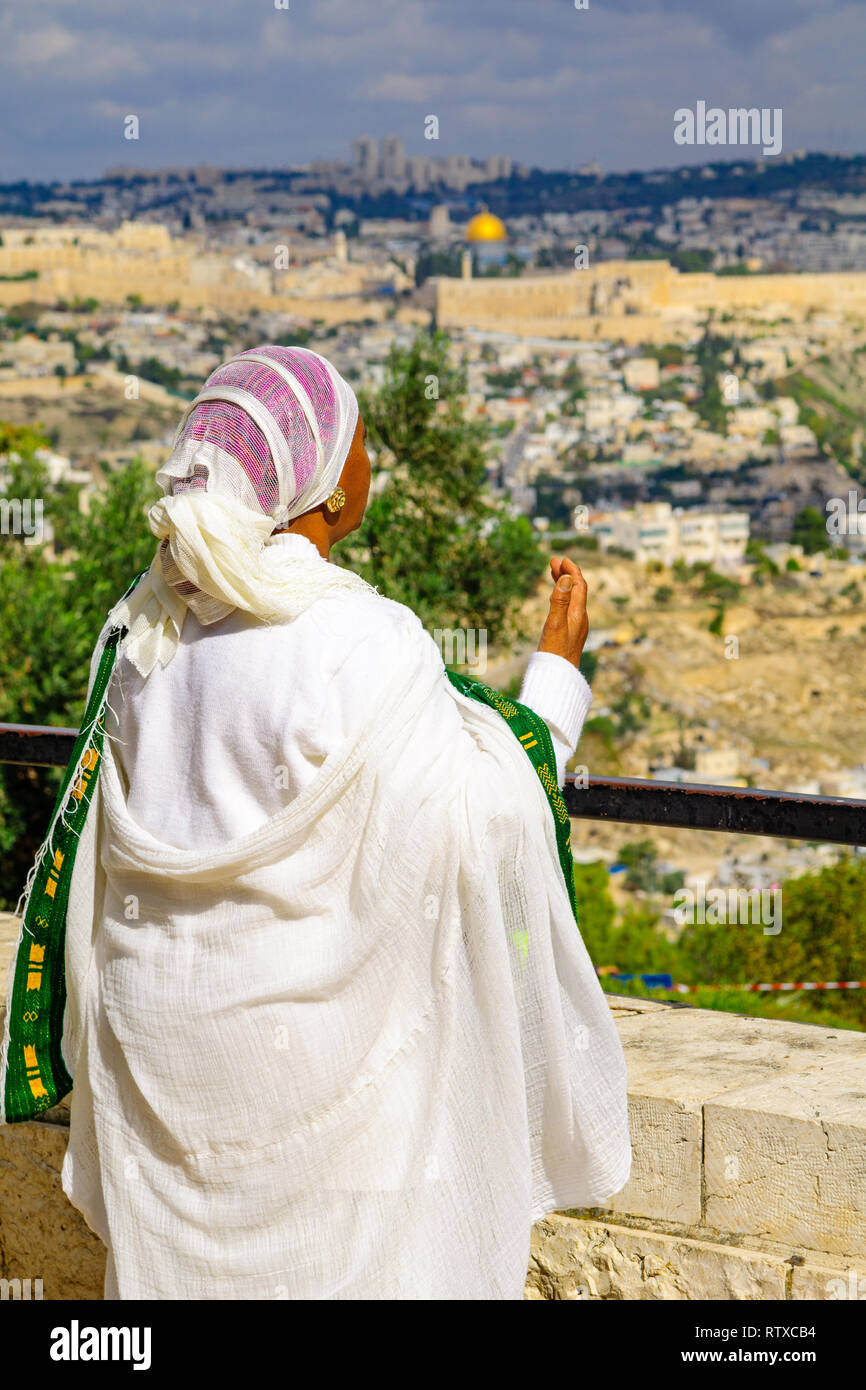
[0,0,860,180]
[590,0,833,47]
[11,23,77,64]
[7,20,144,79]
[363,73,446,103]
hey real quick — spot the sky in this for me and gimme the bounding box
[1,0,864,183]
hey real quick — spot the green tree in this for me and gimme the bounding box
[700,568,740,602]
[671,248,714,274]
[578,649,597,685]
[571,860,680,977]
[136,356,186,393]
[0,445,157,905]
[414,247,463,285]
[340,331,544,644]
[677,857,866,1029]
[791,506,832,555]
[694,327,733,435]
[617,838,660,893]
[571,860,617,959]
[746,538,779,577]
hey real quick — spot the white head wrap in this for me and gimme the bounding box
[110,345,376,678]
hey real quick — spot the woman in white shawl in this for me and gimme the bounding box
[3,345,630,1300]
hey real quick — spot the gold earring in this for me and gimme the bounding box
[325,486,347,515]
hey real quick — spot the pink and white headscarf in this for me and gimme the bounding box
[111,346,377,678]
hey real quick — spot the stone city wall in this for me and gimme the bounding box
[435,260,866,341]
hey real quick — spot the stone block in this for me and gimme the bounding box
[705,1067,866,1258]
[526,1213,788,1300]
[0,1117,105,1299]
[609,1002,866,1232]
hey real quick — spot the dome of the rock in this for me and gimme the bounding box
[465,211,507,243]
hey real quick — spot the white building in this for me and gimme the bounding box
[352,136,379,181]
[428,205,452,240]
[728,405,777,438]
[583,389,642,434]
[0,335,77,376]
[622,357,660,392]
[592,501,749,568]
[381,136,407,183]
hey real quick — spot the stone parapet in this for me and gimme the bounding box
[527,996,866,1299]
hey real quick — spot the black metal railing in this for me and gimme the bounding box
[2,722,864,846]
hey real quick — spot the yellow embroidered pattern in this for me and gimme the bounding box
[43,848,64,899]
[23,1044,47,1100]
[488,693,519,721]
[26,942,45,992]
[538,764,569,823]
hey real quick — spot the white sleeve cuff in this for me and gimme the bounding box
[518,651,593,755]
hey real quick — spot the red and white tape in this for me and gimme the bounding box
[672,980,866,993]
[600,969,866,993]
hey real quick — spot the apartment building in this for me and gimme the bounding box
[592,501,750,568]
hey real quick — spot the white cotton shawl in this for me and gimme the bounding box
[60,630,631,1301]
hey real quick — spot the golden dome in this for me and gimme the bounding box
[465,210,507,243]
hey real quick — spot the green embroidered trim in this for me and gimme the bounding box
[1,572,146,1124]
[445,669,578,925]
